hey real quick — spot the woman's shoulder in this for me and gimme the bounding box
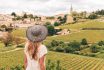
[39,44,47,50]
[38,44,48,58]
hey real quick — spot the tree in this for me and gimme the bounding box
[28,14,33,18]
[45,22,51,26]
[90,44,101,53]
[23,13,28,18]
[0,32,13,47]
[11,12,16,17]
[54,22,59,26]
[56,46,64,52]
[81,38,88,45]
[51,40,59,47]
[65,46,75,53]
[73,17,77,22]
[46,25,55,36]
[88,13,98,19]
[68,41,81,51]
[98,41,104,46]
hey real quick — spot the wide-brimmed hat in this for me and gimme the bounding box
[26,25,48,42]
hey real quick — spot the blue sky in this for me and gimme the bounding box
[0,0,104,16]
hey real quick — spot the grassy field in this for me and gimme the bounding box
[45,30,104,44]
[11,20,104,44]
[1,49,104,70]
[12,28,26,37]
[57,20,104,30]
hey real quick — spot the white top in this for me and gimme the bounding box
[24,42,47,70]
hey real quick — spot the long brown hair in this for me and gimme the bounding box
[28,41,40,60]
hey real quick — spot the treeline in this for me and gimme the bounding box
[95,9,104,16]
[46,39,104,57]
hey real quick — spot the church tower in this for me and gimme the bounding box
[70,4,73,15]
[66,4,74,24]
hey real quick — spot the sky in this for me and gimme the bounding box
[0,0,104,16]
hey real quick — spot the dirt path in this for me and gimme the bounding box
[0,48,23,54]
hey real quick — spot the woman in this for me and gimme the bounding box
[24,25,48,70]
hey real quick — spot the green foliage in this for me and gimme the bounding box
[95,9,104,16]
[11,12,16,17]
[46,25,55,36]
[51,40,59,47]
[1,50,104,70]
[73,17,77,22]
[54,22,60,26]
[81,38,88,45]
[45,22,51,26]
[46,60,65,70]
[88,53,97,57]
[23,13,28,18]
[90,44,101,53]
[64,46,74,53]
[88,13,98,19]
[56,46,64,52]
[98,41,104,46]
[0,60,65,70]
[28,14,34,18]
[57,15,67,24]
[68,40,81,51]
[16,16,22,20]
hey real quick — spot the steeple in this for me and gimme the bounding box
[70,4,73,14]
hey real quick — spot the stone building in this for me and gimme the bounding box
[66,5,74,23]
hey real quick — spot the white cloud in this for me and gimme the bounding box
[0,0,104,16]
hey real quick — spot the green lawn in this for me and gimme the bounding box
[1,49,104,70]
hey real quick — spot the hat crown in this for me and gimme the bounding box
[26,25,48,42]
[31,26,41,36]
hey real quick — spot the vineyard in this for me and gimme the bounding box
[12,20,104,44]
[57,20,104,30]
[1,49,104,70]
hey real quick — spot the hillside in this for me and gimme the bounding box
[0,49,104,70]
[11,20,104,44]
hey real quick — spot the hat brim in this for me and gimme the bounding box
[26,25,48,42]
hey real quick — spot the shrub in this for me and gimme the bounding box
[46,60,65,70]
[5,27,13,32]
[56,46,64,52]
[88,53,96,57]
[51,40,59,47]
[54,22,60,26]
[11,12,16,17]
[81,38,88,45]
[0,32,13,47]
[45,22,51,26]
[68,41,81,51]
[90,44,101,53]
[88,13,98,19]
[98,41,104,46]
[64,46,75,53]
